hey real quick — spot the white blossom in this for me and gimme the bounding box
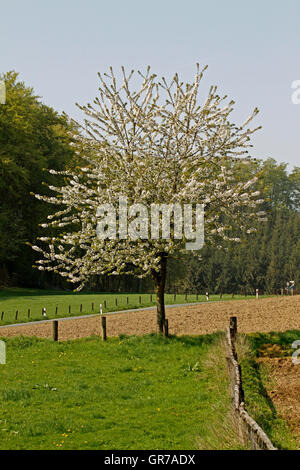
[31,65,265,290]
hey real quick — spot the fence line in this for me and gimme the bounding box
[0,290,297,323]
[226,316,277,450]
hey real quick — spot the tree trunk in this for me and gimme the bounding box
[151,253,167,334]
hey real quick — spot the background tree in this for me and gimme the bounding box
[0,71,75,286]
[32,65,265,332]
[172,158,300,295]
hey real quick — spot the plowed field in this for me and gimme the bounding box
[0,295,299,340]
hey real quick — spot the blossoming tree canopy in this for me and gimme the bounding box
[31,65,266,333]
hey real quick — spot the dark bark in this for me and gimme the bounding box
[151,253,167,334]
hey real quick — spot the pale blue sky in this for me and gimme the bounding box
[1,0,300,168]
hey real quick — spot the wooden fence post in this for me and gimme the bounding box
[101,316,107,341]
[52,320,58,341]
[229,316,237,345]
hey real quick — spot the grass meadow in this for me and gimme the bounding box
[1,289,295,450]
[0,333,247,450]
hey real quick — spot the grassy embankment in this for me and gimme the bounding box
[238,330,300,450]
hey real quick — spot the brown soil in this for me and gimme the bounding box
[258,357,300,448]
[0,295,299,341]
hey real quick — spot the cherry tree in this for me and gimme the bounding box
[31,65,265,333]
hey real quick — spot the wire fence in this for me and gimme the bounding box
[0,289,296,325]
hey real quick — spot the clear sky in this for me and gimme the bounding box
[1,0,300,169]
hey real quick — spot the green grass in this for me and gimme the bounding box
[246,330,300,357]
[0,333,246,450]
[0,287,269,326]
[237,332,300,450]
